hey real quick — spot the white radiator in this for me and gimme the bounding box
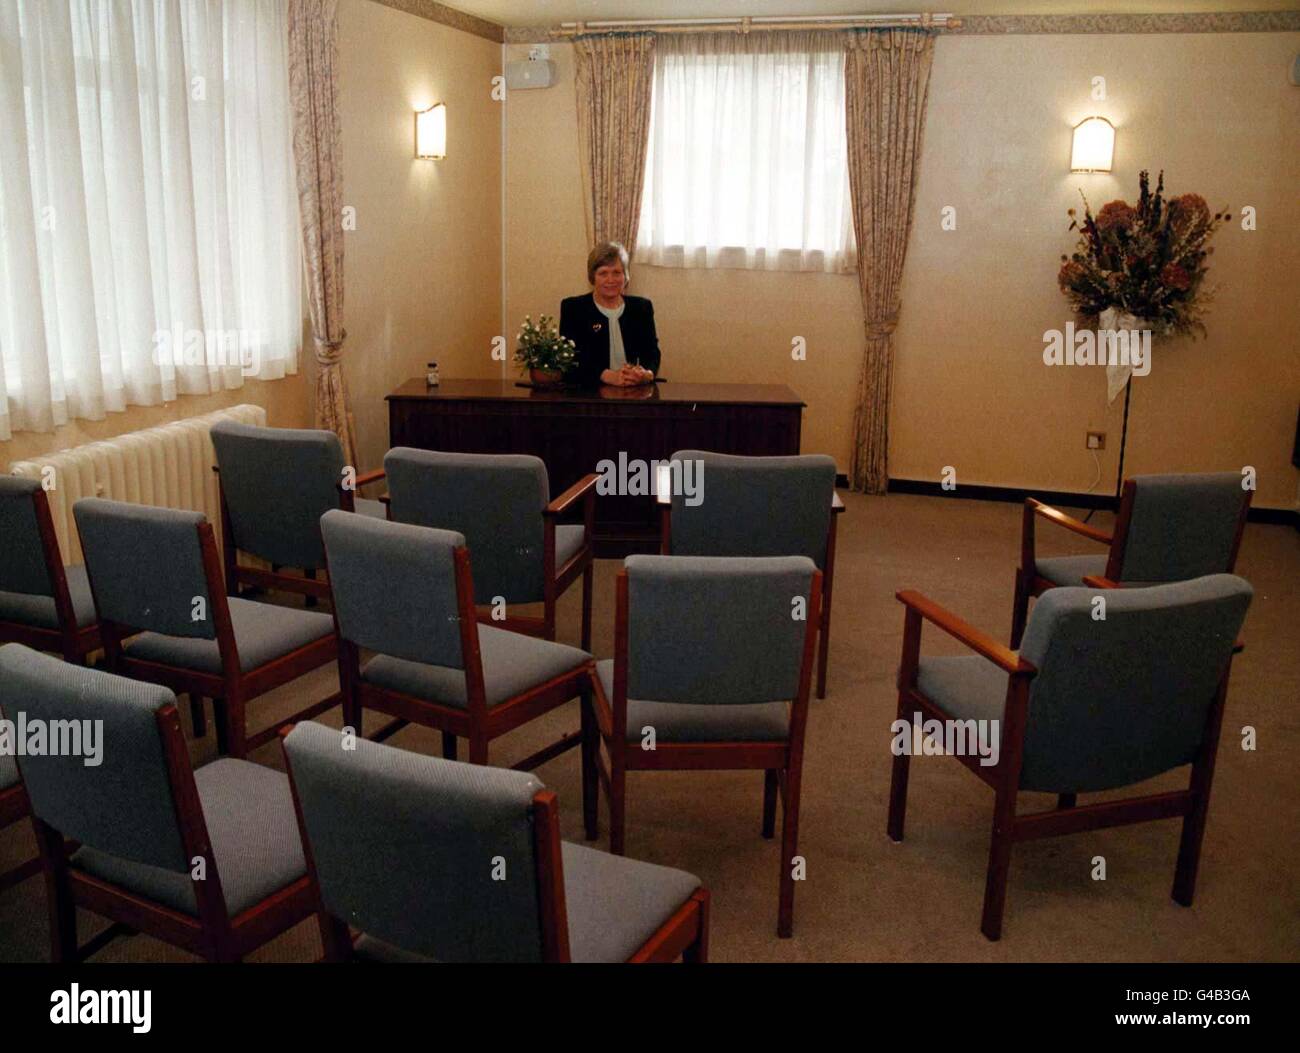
[7,404,267,565]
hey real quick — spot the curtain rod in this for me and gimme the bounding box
[552,13,960,37]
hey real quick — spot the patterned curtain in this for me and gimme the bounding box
[288,0,357,465]
[844,29,935,494]
[573,34,656,249]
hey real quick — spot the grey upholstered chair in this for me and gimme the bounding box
[0,475,100,662]
[1011,471,1251,647]
[282,720,709,962]
[320,509,595,790]
[0,643,313,961]
[73,497,340,758]
[590,554,822,938]
[210,420,386,607]
[657,450,842,698]
[890,573,1253,940]
[384,447,596,649]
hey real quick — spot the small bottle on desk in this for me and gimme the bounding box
[425,362,440,387]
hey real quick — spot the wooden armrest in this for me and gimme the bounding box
[896,589,1036,677]
[1029,499,1112,545]
[832,491,845,512]
[545,473,598,516]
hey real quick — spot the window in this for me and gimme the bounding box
[636,31,855,274]
[0,0,300,440]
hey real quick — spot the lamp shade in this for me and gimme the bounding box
[1070,116,1114,173]
[415,103,446,159]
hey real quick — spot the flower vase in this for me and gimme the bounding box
[529,367,564,388]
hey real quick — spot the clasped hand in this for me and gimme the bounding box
[600,364,654,387]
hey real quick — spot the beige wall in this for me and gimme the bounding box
[505,33,1300,510]
[338,0,503,472]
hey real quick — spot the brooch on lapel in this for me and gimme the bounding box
[592,322,603,333]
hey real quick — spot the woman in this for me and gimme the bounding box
[560,241,660,388]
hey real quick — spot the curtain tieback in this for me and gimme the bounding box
[313,331,347,366]
[864,315,899,340]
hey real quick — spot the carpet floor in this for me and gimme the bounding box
[1,492,1295,962]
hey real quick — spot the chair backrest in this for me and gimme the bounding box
[623,554,817,705]
[0,475,55,597]
[0,643,189,874]
[1017,574,1253,793]
[284,720,548,962]
[1113,472,1250,583]
[320,509,467,670]
[73,498,216,639]
[668,450,836,568]
[210,420,347,571]
[385,448,549,604]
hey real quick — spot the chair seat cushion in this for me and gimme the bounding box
[0,564,97,631]
[555,524,585,568]
[915,655,1009,724]
[1034,554,1107,587]
[70,758,306,917]
[361,625,588,709]
[123,597,334,674]
[345,845,699,964]
[0,751,18,792]
[563,841,700,962]
[596,660,789,743]
[355,497,387,520]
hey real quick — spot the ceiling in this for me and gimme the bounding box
[446,0,1300,29]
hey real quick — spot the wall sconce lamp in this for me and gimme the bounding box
[1070,116,1115,173]
[415,103,446,160]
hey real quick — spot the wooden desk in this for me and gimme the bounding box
[387,378,805,554]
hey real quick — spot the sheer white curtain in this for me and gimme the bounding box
[0,0,301,440]
[636,31,855,274]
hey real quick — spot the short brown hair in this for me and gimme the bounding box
[586,241,630,284]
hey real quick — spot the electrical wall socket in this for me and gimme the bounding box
[1086,431,1106,451]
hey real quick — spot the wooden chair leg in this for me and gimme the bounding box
[441,731,458,761]
[1010,569,1030,649]
[189,695,207,738]
[816,614,830,699]
[319,912,353,962]
[887,695,913,843]
[761,769,778,839]
[682,889,710,963]
[468,734,489,766]
[33,819,76,963]
[212,698,230,756]
[581,694,599,841]
[609,758,626,857]
[1173,779,1214,906]
[777,766,803,938]
[980,785,1018,941]
[225,691,247,759]
[580,562,593,653]
[341,683,361,736]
